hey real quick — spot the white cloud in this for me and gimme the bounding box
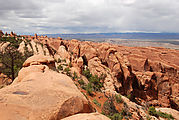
[0,0,179,34]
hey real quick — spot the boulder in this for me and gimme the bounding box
[62,113,110,120]
[0,55,93,120]
[23,54,55,67]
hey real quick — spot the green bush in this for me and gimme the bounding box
[64,67,71,77]
[102,97,133,120]
[121,102,132,118]
[86,83,93,96]
[115,94,123,103]
[99,73,107,81]
[108,113,123,120]
[63,64,68,66]
[127,94,131,100]
[82,68,106,93]
[57,58,61,63]
[72,72,78,80]
[102,97,124,120]
[93,99,101,107]
[148,106,174,119]
[89,75,103,91]
[157,110,174,119]
[64,67,70,72]
[148,106,158,117]
[57,64,63,70]
[102,97,118,116]
[78,79,85,85]
[69,62,72,67]
[82,68,107,95]
[82,68,92,79]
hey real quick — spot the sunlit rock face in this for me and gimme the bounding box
[0,55,93,120]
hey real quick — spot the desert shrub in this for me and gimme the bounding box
[57,58,61,63]
[69,62,72,67]
[93,99,101,107]
[72,72,78,80]
[86,83,93,96]
[64,67,71,77]
[82,68,92,79]
[64,67,70,72]
[102,97,133,120]
[157,110,174,119]
[83,68,106,91]
[102,97,118,116]
[122,102,132,118]
[115,94,123,103]
[63,64,68,66]
[76,75,87,90]
[102,97,124,120]
[148,106,158,117]
[78,79,85,85]
[121,108,132,117]
[57,64,63,70]
[82,68,107,95]
[81,85,86,90]
[127,94,131,100]
[109,113,123,120]
[89,75,103,91]
[148,106,174,119]
[99,73,107,81]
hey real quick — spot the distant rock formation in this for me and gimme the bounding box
[0,30,4,38]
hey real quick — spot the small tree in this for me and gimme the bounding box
[0,37,33,81]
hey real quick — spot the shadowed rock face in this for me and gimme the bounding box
[0,55,93,120]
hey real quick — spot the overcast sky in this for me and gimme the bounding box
[0,0,179,34]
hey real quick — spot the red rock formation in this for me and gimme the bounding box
[0,30,4,38]
[1,33,178,113]
[54,39,179,110]
[0,55,93,120]
[34,33,38,39]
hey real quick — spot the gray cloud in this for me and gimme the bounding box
[0,0,179,34]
